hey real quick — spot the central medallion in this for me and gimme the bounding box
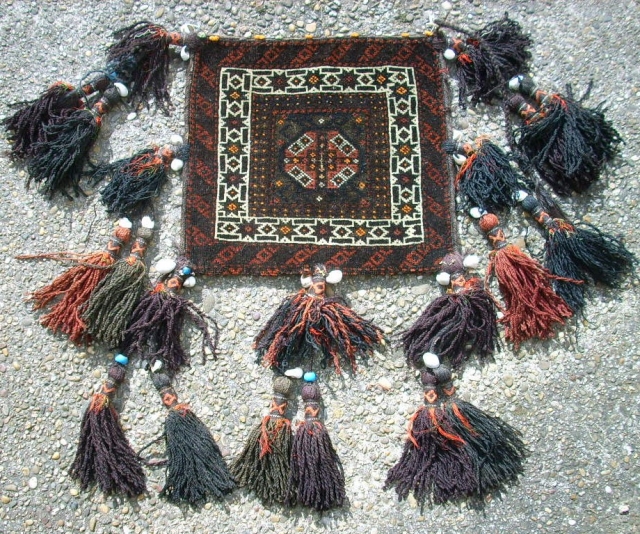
[284,130,360,190]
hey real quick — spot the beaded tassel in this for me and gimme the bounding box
[70,354,146,497]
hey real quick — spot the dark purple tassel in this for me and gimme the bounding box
[122,259,218,372]
[444,138,525,212]
[403,253,498,369]
[287,382,345,511]
[92,145,188,218]
[231,377,293,504]
[438,15,532,106]
[69,358,146,497]
[521,194,635,313]
[26,86,121,199]
[150,372,235,505]
[508,75,622,195]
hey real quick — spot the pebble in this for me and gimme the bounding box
[1,496,10,504]
[378,377,392,390]
[305,22,317,32]
[619,504,630,514]
[27,477,37,489]
[504,375,514,387]
[89,517,97,531]
[98,504,110,514]
[412,284,431,296]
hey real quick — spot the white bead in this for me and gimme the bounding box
[180,46,190,61]
[422,352,441,369]
[155,258,177,275]
[183,276,196,288]
[170,134,184,145]
[436,272,451,286]
[508,76,523,91]
[151,360,163,372]
[443,48,456,61]
[517,190,529,202]
[463,254,480,269]
[285,367,304,379]
[114,82,129,98]
[117,217,132,229]
[452,129,463,141]
[496,311,504,320]
[171,158,184,172]
[300,275,312,288]
[452,154,467,166]
[141,216,155,229]
[469,207,486,219]
[325,269,343,284]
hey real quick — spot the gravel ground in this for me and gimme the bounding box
[0,1,638,533]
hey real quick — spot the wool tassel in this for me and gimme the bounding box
[443,138,525,212]
[106,22,202,111]
[520,194,635,313]
[287,381,345,511]
[403,252,498,370]
[83,217,154,348]
[385,362,527,507]
[150,372,235,505]
[91,144,188,217]
[231,377,294,505]
[122,258,218,372]
[26,86,122,199]
[438,14,532,106]
[508,75,622,195]
[254,264,385,374]
[69,354,146,497]
[477,212,575,348]
[17,218,132,343]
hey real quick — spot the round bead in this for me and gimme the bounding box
[141,216,155,229]
[517,190,529,202]
[182,276,196,288]
[463,254,480,269]
[118,217,132,229]
[180,46,190,61]
[443,48,456,61]
[303,371,317,383]
[151,360,163,372]
[469,207,486,219]
[170,134,184,145]
[422,352,440,369]
[436,272,451,286]
[452,154,467,166]
[285,367,304,379]
[171,158,184,172]
[325,269,343,284]
[181,266,193,276]
[114,354,129,366]
[508,76,523,91]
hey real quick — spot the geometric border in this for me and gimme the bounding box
[215,66,423,246]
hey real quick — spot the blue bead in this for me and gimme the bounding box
[114,354,129,366]
[181,266,193,276]
[303,371,317,383]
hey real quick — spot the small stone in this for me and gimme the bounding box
[1,496,10,504]
[568,520,576,526]
[252,311,261,321]
[378,377,392,390]
[305,22,317,33]
[52,452,60,460]
[270,515,281,523]
[70,488,79,496]
[155,7,165,17]
[504,375,514,387]
[27,477,37,489]
[98,504,110,514]
[619,504,629,515]
[12,361,20,371]
[127,112,137,121]
[539,361,550,370]
[89,517,97,532]
[412,284,431,296]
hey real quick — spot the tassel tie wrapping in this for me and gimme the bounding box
[69,358,146,497]
[83,225,152,348]
[122,264,218,372]
[479,213,575,348]
[231,377,294,504]
[18,222,132,343]
[403,253,498,369]
[150,373,235,505]
[508,75,622,195]
[384,366,526,507]
[287,382,345,511]
[26,86,121,199]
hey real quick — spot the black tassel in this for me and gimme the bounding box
[231,377,294,504]
[92,145,187,217]
[122,258,218,372]
[385,366,527,508]
[444,138,525,212]
[83,222,153,348]
[287,382,345,511]
[106,22,201,111]
[26,86,121,199]
[438,14,532,106]
[508,75,622,195]
[151,372,235,505]
[69,357,146,497]
[255,264,385,374]
[521,194,635,313]
[402,253,498,369]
